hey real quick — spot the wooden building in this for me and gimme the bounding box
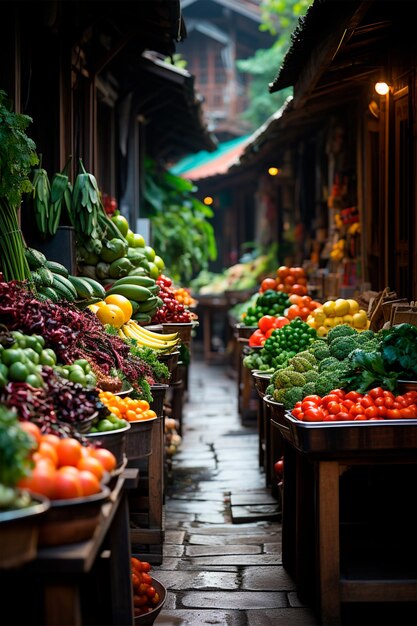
[0,0,216,230]
[194,0,417,300]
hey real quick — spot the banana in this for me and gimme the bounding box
[117,328,127,340]
[126,322,178,342]
[123,321,179,350]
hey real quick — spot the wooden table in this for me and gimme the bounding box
[1,473,135,626]
[278,416,417,625]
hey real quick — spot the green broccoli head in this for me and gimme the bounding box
[273,388,287,403]
[329,336,357,360]
[327,324,357,343]
[281,386,304,409]
[295,350,317,366]
[308,340,331,361]
[265,383,274,396]
[304,369,319,383]
[354,329,375,343]
[318,356,340,372]
[301,381,317,397]
[274,367,307,389]
[315,372,346,397]
[288,355,314,373]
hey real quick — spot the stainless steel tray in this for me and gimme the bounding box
[282,411,417,454]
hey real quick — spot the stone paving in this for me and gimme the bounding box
[152,355,319,626]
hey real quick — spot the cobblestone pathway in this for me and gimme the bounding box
[153,355,318,626]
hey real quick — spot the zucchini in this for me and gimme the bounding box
[38,267,54,288]
[25,247,47,270]
[67,275,95,299]
[45,260,69,277]
[51,274,78,301]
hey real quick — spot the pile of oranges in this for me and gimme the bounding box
[89,294,133,328]
[259,265,309,297]
[173,287,196,307]
[99,391,157,422]
[17,421,116,500]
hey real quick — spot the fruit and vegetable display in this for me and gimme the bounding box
[241,290,290,326]
[259,265,309,296]
[305,297,369,336]
[0,280,162,401]
[131,556,163,617]
[118,322,180,353]
[243,318,318,372]
[248,315,290,347]
[150,275,195,324]
[98,391,157,426]
[264,322,417,413]
[190,244,278,295]
[17,421,116,499]
[290,387,417,422]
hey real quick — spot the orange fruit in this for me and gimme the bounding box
[91,447,117,472]
[77,455,105,481]
[105,294,133,323]
[19,421,42,446]
[56,437,83,467]
[54,467,83,499]
[38,441,59,467]
[78,470,101,496]
[18,464,56,499]
[41,433,61,449]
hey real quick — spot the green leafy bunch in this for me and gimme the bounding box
[0,407,35,488]
[0,90,38,207]
[144,158,217,283]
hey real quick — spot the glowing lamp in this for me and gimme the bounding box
[203,196,213,205]
[374,81,390,96]
[268,167,280,176]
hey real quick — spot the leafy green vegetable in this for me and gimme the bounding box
[0,407,35,489]
[381,323,417,379]
[340,349,398,393]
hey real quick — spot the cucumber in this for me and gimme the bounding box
[131,312,152,324]
[51,274,78,301]
[25,247,47,270]
[105,283,153,303]
[67,275,95,299]
[44,260,69,277]
[128,299,140,315]
[113,275,156,289]
[78,276,106,299]
[38,267,54,288]
[37,286,60,303]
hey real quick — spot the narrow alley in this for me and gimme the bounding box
[152,349,319,626]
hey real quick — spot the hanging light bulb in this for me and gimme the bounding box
[374,81,390,96]
[268,167,280,176]
[203,196,213,205]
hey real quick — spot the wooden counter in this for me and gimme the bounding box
[278,417,417,625]
[1,474,135,626]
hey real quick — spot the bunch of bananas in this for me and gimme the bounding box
[105,275,162,324]
[118,320,179,353]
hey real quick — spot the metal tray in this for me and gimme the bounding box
[282,411,417,454]
[252,371,272,398]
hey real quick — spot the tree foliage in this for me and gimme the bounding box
[237,0,312,129]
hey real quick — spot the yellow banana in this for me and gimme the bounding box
[126,320,178,342]
[122,324,178,351]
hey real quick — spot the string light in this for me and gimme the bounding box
[203,196,213,205]
[268,167,280,176]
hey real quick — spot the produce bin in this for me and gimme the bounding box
[84,422,131,467]
[150,383,169,418]
[125,417,157,460]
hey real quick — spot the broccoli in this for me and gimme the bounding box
[288,355,314,373]
[301,381,317,397]
[318,356,340,372]
[273,388,288,403]
[265,383,274,396]
[360,339,381,353]
[315,372,345,397]
[304,369,319,383]
[354,329,375,342]
[309,340,331,361]
[280,386,304,409]
[329,336,357,360]
[274,367,307,389]
[295,350,317,366]
[327,324,357,343]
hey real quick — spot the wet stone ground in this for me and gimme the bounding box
[152,355,318,626]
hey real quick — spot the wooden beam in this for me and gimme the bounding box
[293,1,375,110]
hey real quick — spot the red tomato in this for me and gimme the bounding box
[331,389,346,399]
[377,406,387,417]
[304,407,325,422]
[368,387,384,399]
[265,327,276,339]
[249,330,265,347]
[258,315,276,333]
[328,401,341,414]
[335,412,350,421]
[303,395,322,405]
[260,277,278,292]
[341,399,355,412]
[345,390,361,402]
[365,406,379,419]
[322,393,342,406]
[292,407,303,419]
[383,396,394,408]
[399,407,416,418]
[350,403,365,416]
[274,459,284,475]
[277,266,290,280]
[383,390,395,399]
[360,396,374,409]
[323,414,337,421]
[386,408,402,419]
[354,414,367,421]
[286,304,301,320]
[274,316,290,329]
